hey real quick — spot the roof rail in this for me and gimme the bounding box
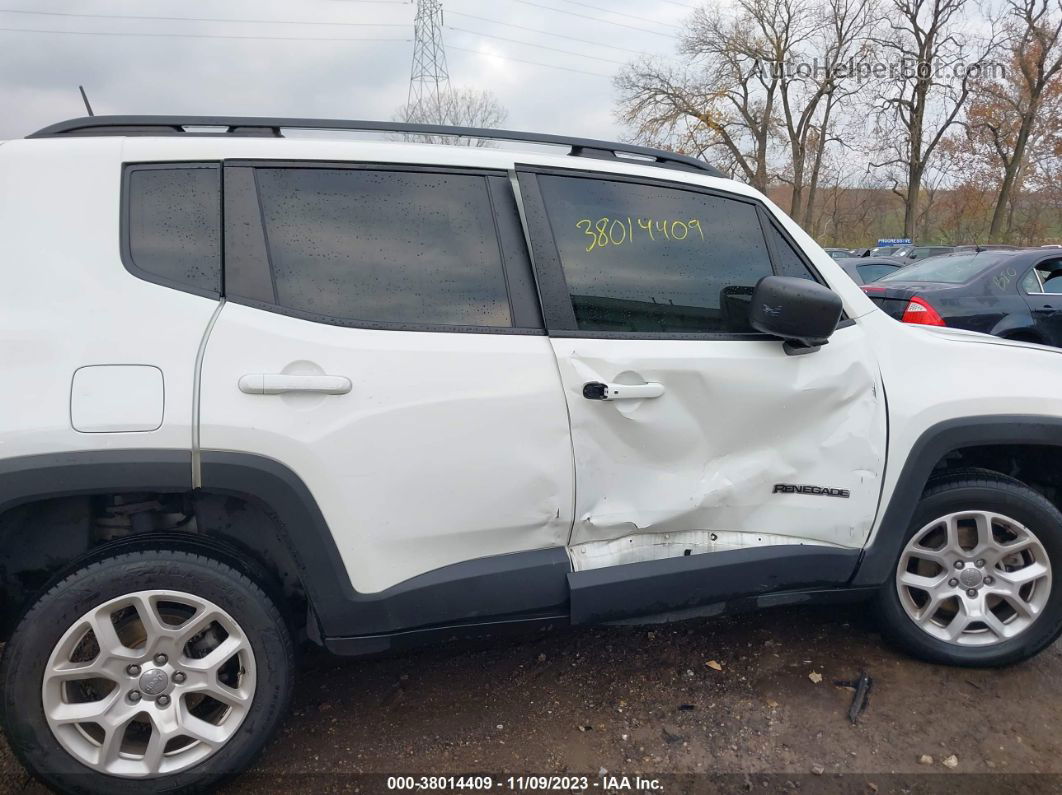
[26,115,725,179]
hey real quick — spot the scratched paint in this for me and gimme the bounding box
[569,528,846,571]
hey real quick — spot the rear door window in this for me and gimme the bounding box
[1023,259,1062,294]
[536,175,776,334]
[253,168,513,328]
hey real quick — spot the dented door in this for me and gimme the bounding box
[554,331,885,567]
[518,169,886,571]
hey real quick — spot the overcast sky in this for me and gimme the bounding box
[0,0,695,140]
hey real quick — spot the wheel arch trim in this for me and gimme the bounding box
[853,415,1062,586]
[0,450,356,632]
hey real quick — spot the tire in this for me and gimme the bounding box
[875,468,1062,667]
[0,548,294,794]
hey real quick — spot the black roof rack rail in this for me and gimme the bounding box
[26,115,725,179]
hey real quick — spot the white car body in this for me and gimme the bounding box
[2,117,1062,641]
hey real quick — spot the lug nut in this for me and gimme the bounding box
[948,578,959,587]
[153,653,168,666]
[156,694,171,707]
[126,664,141,676]
[954,561,965,569]
[985,575,995,585]
[172,672,186,684]
[128,690,142,703]
[975,559,986,568]
[967,589,978,598]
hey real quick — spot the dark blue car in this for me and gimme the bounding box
[861,249,1062,345]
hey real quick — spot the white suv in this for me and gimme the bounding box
[3,115,1062,793]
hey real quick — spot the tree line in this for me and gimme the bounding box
[615,0,1062,245]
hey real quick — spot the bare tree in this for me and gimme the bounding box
[616,6,781,191]
[870,0,996,239]
[395,87,508,145]
[967,0,1062,239]
[617,0,874,214]
[766,0,877,223]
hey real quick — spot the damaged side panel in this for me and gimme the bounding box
[570,528,848,572]
[554,324,887,568]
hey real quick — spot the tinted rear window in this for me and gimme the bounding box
[254,168,512,328]
[877,253,1006,284]
[125,165,221,294]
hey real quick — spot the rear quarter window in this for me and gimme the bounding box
[123,164,221,295]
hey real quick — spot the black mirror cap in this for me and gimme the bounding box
[749,275,843,354]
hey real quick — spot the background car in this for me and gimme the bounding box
[868,245,903,256]
[892,244,955,260]
[953,243,1021,253]
[861,249,1062,345]
[836,256,907,284]
[823,247,853,260]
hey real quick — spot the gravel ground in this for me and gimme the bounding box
[2,603,1061,793]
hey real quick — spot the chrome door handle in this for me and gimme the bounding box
[582,381,665,401]
[238,374,352,395]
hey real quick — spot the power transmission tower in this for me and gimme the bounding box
[407,0,451,117]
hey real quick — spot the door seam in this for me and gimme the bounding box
[509,169,578,549]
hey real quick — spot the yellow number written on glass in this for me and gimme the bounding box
[576,217,707,251]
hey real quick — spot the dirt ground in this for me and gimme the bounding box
[2,603,1061,793]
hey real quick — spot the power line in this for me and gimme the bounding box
[449,44,612,78]
[560,0,679,29]
[447,25,629,65]
[508,0,677,38]
[447,10,653,55]
[0,26,410,42]
[0,8,407,26]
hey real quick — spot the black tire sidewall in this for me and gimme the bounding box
[876,479,1062,667]
[0,550,293,795]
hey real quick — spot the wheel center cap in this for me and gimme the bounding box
[959,568,984,589]
[139,668,169,696]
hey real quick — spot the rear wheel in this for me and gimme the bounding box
[1,549,293,793]
[876,470,1062,666]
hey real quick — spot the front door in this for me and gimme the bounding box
[517,169,887,571]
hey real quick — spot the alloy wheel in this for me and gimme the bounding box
[896,510,1052,646]
[41,589,256,778]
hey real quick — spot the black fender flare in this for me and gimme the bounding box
[0,449,192,511]
[853,415,1062,586]
[0,450,355,632]
[197,451,357,632]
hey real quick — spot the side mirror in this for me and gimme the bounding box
[749,275,843,355]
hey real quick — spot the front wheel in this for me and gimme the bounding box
[0,548,294,793]
[875,469,1062,667]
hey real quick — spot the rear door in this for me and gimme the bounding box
[199,163,573,596]
[517,169,887,570]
